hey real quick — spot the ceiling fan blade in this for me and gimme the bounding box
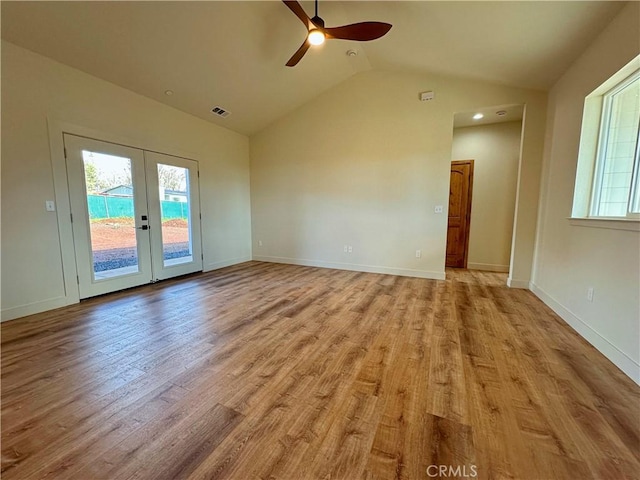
[325,22,392,41]
[286,39,311,67]
[282,0,312,29]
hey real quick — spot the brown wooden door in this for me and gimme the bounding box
[446,160,474,268]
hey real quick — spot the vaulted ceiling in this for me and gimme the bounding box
[1,1,625,135]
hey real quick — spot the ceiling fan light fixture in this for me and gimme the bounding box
[308,29,325,46]
[283,0,391,66]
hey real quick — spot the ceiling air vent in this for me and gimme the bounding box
[211,106,230,118]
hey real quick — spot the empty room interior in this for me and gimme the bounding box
[1,1,639,479]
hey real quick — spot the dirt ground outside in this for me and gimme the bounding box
[89,217,190,271]
[89,217,188,249]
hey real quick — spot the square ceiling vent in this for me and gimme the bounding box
[211,106,230,118]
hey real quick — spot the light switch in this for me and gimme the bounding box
[45,200,56,212]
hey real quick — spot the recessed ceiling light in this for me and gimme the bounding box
[496,110,507,116]
[164,90,174,96]
[346,49,357,57]
[473,113,484,120]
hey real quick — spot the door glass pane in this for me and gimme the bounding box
[82,150,139,280]
[157,164,193,266]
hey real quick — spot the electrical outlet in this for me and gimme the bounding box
[587,287,594,302]
[416,250,421,258]
[348,245,353,253]
[258,240,263,247]
[434,205,444,214]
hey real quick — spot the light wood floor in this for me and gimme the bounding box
[2,262,639,479]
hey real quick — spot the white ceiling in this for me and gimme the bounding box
[453,104,524,128]
[1,1,625,136]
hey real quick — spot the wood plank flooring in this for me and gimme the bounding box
[1,261,639,479]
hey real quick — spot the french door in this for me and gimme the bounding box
[64,134,202,298]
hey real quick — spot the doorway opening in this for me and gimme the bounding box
[64,134,203,299]
[446,160,474,268]
[446,104,525,275]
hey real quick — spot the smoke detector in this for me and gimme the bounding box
[419,91,435,101]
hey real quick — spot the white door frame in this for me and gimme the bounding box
[144,151,203,281]
[65,134,155,298]
[47,117,204,306]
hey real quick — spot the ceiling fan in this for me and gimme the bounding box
[283,0,392,67]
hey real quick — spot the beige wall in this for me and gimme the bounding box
[452,121,522,272]
[532,2,640,383]
[1,41,252,320]
[250,70,546,282]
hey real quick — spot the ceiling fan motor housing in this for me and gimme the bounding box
[311,15,325,28]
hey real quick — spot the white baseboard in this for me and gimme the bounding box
[467,262,509,273]
[530,282,640,385]
[2,257,253,322]
[506,277,530,289]
[1,296,72,323]
[204,256,252,272]
[252,255,446,280]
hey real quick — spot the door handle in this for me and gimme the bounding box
[136,225,150,230]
